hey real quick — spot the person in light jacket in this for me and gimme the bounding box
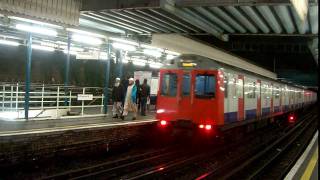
[121,78,138,120]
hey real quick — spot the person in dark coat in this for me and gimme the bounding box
[112,78,124,118]
[140,78,150,116]
[135,79,141,110]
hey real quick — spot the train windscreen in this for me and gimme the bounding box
[195,75,216,98]
[161,73,178,96]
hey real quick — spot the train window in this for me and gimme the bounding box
[224,76,228,98]
[247,82,256,98]
[182,74,190,96]
[161,73,177,96]
[274,86,280,99]
[195,75,216,98]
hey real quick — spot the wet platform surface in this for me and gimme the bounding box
[0,113,156,137]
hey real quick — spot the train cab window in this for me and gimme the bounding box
[182,74,190,96]
[195,75,216,98]
[161,73,177,96]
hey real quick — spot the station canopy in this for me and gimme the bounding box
[0,0,318,71]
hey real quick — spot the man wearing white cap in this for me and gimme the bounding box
[122,78,138,120]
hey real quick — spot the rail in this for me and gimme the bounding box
[0,83,111,120]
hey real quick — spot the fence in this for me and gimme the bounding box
[0,83,111,120]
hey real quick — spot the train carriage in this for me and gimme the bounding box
[156,54,317,132]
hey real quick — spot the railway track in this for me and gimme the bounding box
[195,108,317,179]
[10,107,316,180]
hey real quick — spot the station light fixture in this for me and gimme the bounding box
[60,45,84,52]
[133,61,146,66]
[112,42,136,51]
[109,37,139,46]
[149,62,163,69]
[66,28,106,38]
[32,44,55,52]
[16,24,58,37]
[165,50,180,56]
[63,50,78,55]
[140,44,163,51]
[72,34,103,45]
[143,49,162,58]
[166,54,176,60]
[9,16,63,29]
[0,39,20,46]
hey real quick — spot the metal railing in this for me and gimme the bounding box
[0,83,111,120]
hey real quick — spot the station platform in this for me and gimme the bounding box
[0,112,157,138]
[285,131,318,180]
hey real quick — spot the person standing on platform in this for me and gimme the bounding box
[135,79,141,111]
[140,78,150,116]
[112,78,123,118]
[122,78,138,120]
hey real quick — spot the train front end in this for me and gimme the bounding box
[156,55,224,134]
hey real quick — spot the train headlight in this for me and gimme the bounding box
[205,125,212,130]
[160,120,167,126]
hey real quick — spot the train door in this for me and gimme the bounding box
[191,70,221,126]
[156,69,181,121]
[257,80,261,118]
[177,72,192,120]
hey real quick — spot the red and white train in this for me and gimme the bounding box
[156,54,317,132]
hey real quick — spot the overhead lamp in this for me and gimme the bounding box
[63,50,78,55]
[0,39,20,46]
[9,16,62,29]
[66,28,106,38]
[60,45,84,52]
[143,49,162,58]
[112,42,136,51]
[32,44,55,52]
[40,41,57,48]
[109,37,139,46]
[133,61,146,66]
[166,54,176,60]
[16,24,58,36]
[72,34,103,45]
[165,50,180,56]
[122,59,129,63]
[149,62,163,69]
[141,44,163,51]
[99,52,109,60]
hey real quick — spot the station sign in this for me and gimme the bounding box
[77,94,93,101]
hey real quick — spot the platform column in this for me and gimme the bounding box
[104,42,111,114]
[64,33,71,106]
[116,50,123,78]
[24,33,32,120]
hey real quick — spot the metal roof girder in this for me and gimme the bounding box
[194,7,235,33]
[290,6,309,34]
[148,9,201,33]
[161,1,228,41]
[240,6,270,33]
[225,6,258,33]
[135,9,189,33]
[120,10,173,33]
[273,5,295,34]
[82,13,148,34]
[208,7,246,33]
[100,11,161,33]
[309,5,318,34]
[256,6,282,34]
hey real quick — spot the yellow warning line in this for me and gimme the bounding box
[301,147,318,180]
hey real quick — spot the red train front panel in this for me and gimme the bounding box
[156,69,224,129]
